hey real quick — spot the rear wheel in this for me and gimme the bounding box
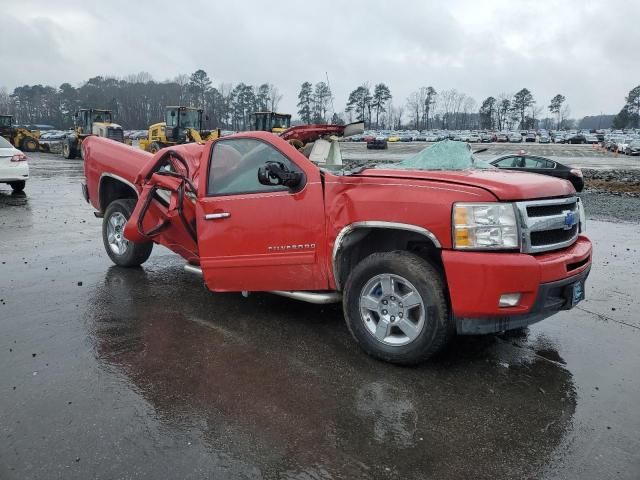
[21,137,38,152]
[343,251,452,365]
[102,199,153,267]
[62,139,77,159]
[9,181,25,192]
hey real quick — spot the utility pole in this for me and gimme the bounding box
[325,72,335,120]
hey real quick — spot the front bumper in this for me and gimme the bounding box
[455,266,590,334]
[442,236,592,334]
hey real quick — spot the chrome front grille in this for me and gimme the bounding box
[516,197,580,253]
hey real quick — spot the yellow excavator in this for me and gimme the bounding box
[62,108,126,159]
[139,106,221,153]
[0,115,48,152]
[250,111,292,133]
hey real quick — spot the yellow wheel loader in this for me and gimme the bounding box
[62,109,126,159]
[250,111,292,133]
[0,115,49,153]
[139,106,221,153]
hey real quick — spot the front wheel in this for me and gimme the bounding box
[343,251,452,365]
[102,199,153,267]
[62,140,77,159]
[9,181,25,192]
[21,137,38,152]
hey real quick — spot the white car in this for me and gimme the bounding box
[508,132,523,142]
[0,136,29,192]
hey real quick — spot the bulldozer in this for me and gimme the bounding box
[139,106,221,153]
[250,111,292,133]
[0,115,48,153]
[62,108,126,159]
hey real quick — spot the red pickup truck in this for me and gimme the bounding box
[82,130,592,364]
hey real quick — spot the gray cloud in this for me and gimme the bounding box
[1,0,638,118]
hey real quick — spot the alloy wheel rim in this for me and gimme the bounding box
[107,212,129,255]
[359,273,426,346]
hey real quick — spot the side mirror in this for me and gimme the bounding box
[258,161,303,189]
[205,115,210,121]
[170,111,176,117]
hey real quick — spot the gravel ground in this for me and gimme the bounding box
[579,190,640,223]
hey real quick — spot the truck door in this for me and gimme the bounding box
[196,136,328,292]
[124,149,200,263]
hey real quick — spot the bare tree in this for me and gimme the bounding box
[268,84,283,111]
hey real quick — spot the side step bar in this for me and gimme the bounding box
[183,264,342,304]
[270,290,342,304]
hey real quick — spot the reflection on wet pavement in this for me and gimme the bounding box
[84,266,577,479]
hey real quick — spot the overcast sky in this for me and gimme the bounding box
[1,0,638,120]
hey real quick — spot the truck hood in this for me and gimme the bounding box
[357,168,575,201]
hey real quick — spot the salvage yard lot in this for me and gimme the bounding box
[341,142,640,169]
[1,152,639,479]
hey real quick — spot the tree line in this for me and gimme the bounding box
[0,70,283,130]
[612,86,640,129]
[2,69,636,131]
[335,84,580,131]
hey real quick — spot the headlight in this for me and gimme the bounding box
[577,198,586,232]
[453,202,519,250]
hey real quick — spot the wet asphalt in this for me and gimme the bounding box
[1,153,639,479]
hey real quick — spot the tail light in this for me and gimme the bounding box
[570,168,583,178]
[10,153,27,162]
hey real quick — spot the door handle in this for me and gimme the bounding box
[204,212,231,220]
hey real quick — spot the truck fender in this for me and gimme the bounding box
[332,221,442,290]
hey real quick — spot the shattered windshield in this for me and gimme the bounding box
[335,140,495,175]
[379,140,494,171]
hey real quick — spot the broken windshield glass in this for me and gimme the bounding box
[377,140,494,171]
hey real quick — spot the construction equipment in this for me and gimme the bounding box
[0,115,48,153]
[250,111,292,133]
[139,106,221,153]
[62,108,125,159]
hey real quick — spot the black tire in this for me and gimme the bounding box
[62,139,77,159]
[21,137,38,152]
[343,251,452,365]
[9,181,25,192]
[102,199,153,267]
[149,142,162,154]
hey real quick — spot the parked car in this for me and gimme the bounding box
[0,135,29,192]
[490,154,584,191]
[539,134,551,144]
[496,132,509,142]
[367,137,388,150]
[508,132,522,143]
[617,137,636,153]
[565,132,586,144]
[584,134,599,144]
[625,139,640,155]
[467,134,481,142]
[525,132,537,142]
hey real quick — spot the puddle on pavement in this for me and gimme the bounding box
[83,265,577,478]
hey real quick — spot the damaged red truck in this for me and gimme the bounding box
[81,128,592,364]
